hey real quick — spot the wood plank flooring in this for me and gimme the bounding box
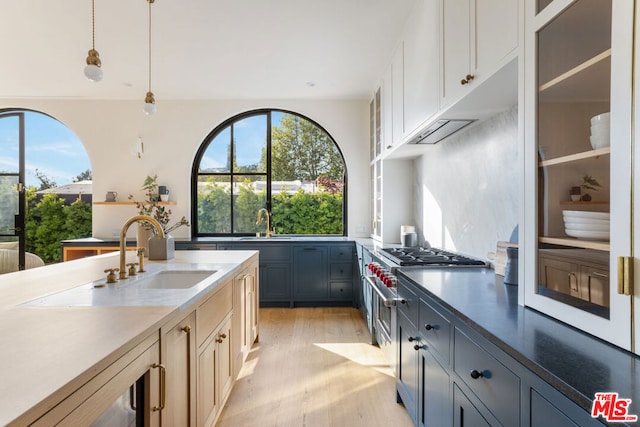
[216,307,413,427]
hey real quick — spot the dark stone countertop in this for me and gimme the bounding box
[62,236,353,246]
[398,267,640,419]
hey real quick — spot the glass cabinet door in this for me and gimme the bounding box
[525,0,634,351]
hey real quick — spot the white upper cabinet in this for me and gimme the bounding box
[523,0,635,352]
[403,0,440,140]
[440,0,518,109]
[391,43,405,147]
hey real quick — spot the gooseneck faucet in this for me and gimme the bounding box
[119,215,165,280]
[256,208,272,238]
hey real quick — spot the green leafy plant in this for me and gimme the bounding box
[580,175,601,202]
[129,175,190,234]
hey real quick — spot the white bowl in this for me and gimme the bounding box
[590,112,610,125]
[590,135,610,149]
[563,218,610,226]
[564,223,610,232]
[590,123,610,133]
[562,210,610,220]
[565,229,609,240]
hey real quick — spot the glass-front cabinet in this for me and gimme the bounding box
[524,0,635,351]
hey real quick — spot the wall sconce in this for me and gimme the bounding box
[134,136,145,159]
[84,0,104,82]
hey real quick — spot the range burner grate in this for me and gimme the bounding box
[380,247,487,267]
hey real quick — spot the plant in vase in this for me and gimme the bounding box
[580,174,601,202]
[128,175,189,255]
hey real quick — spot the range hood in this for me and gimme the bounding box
[409,119,475,144]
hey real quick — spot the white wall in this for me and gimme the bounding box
[0,99,370,238]
[413,106,519,259]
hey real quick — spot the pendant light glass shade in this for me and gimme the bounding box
[84,0,103,82]
[84,49,103,82]
[143,91,156,115]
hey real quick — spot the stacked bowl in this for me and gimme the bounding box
[563,210,610,240]
[590,112,610,149]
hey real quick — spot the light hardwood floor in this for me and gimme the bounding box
[216,307,413,427]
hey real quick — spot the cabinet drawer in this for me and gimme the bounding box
[419,299,451,364]
[454,328,520,426]
[330,245,353,261]
[330,263,352,280]
[197,281,233,347]
[330,281,352,299]
[397,281,419,328]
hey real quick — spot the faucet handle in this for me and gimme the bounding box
[137,248,146,272]
[126,262,139,276]
[104,268,119,283]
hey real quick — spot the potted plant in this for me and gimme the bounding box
[580,174,601,202]
[129,175,189,256]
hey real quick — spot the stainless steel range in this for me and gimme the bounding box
[362,246,487,371]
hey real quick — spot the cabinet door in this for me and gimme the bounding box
[293,246,328,300]
[524,0,635,351]
[197,316,233,427]
[391,42,405,145]
[473,0,518,76]
[453,384,492,427]
[397,312,420,424]
[260,263,291,302]
[441,0,471,108]
[421,349,451,427]
[162,311,196,427]
[403,0,440,136]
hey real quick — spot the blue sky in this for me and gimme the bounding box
[0,111,91,188]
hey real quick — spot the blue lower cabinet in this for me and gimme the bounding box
[293,246,328,300]
[259,263,291,305]
[398,276,600,427]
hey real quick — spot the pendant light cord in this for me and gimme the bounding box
[91,0,96,50]
[148,0,152,93]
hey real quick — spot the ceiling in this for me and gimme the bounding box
[1,0,417,101]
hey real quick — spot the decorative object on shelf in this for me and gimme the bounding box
[158,185,169,201]
[570,186,581,202]
[129,174,189,234]
[590,112,610,149]
[105,191,118,202]
[580,174,601,202]
[143,0,157,115]
[84,0,103,82]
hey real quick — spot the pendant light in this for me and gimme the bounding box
[143,0,157,115]
[84,0,103,82]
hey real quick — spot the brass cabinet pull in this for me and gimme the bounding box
[617,256,634,296]
[460,74,475,85]
[151,363,166,411]
[182,325,191,333]
[591,271,609,279]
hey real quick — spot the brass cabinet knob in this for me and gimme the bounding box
[182,325,192,333]
[460,74,475,85]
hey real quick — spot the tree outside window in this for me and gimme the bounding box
[194,110,346,236]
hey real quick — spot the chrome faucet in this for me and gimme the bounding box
[119,215,165,280]
[256,208,272,238]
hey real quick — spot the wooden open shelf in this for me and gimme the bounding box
[539,147,610,167]
[539,236,610,252]
[94,201,176,206]
[559,201,609,206]
[539,49,611,93]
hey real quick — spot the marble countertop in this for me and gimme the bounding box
[398,267,640,417]
[0,250,256,426]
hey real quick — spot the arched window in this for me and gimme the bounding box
[192,109,346,236]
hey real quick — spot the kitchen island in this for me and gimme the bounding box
[0,249,258,426]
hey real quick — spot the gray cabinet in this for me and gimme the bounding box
[293,246,328,301]
[217,241,355,307]
[398,276,601,427]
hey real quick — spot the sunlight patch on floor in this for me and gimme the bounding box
[313,342,395,377]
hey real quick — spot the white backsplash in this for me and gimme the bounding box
[413,106,519,259]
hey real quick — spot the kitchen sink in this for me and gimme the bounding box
[132,270,217,289]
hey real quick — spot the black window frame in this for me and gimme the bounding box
[191,108,348,237]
